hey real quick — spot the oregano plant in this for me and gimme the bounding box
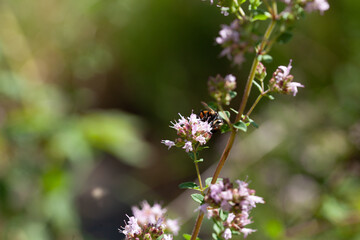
[119,0,329,239]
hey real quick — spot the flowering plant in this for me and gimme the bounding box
[120,0,329,239]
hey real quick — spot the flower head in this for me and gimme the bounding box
[269,60,304,96]
[208,74,237,105]
[201,178,264,239]
[120,201,179,240]
[215,20,248,66]
[163,112,213,153]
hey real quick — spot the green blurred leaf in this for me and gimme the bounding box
[234,121,247,132]
[179,182,199,190]
[229,91,237,99]
[183,234,200,240]
[79,111,151,167]
[218,111,230,120]
[321,196,351,224]
[220,123,231,134]
[191,193,204,204]
[265,219,285,239]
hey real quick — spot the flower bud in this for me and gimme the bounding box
[255,62,267,81]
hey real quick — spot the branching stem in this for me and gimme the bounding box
[190,7,278,240]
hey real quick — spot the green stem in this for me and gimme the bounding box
[246,89,270,117]
[190,8,278,240]
[246,94,263,117]
[194,161,204,193]
[235,18,276,123]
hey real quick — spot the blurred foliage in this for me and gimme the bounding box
[0,0,359,240]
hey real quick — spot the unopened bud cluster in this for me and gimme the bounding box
[255,62,267,81]
[208,74,237,105]
[200,178,264,239]
[269,60,304,96]
[119,201,179,240]
[161,113,213,152]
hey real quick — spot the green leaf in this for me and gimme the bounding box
[253,81,262,92]
[219,209,228,221]
[197,146,209,151]
[249,0,261,10]
[205,177,213,187]
[179,182,199,189]
[220,124,231,134]
[183,234,191,240]
[205,177,223,187]
[277,32,293,44]
[249,119,259,128]
[213,222,223,234]
[156,234,164,240]
[234,121,247,132]
[265,94,275,100]
[252,10,270,21]
[212,233,222,240]
[194,158,204,163]
[183,234,201,240]
[218,111,230,120]
[187,151,198,160]
[229,91,237,99]
[191,193,204,204]
[260,54,273,63]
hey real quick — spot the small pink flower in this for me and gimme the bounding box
[161,140,175,150]
[241,228,257,238]
[305,0,330,15]
[163,234,173,240]
[183,141,193,152]
[288,82,305,96]
[223,228,232,240]
[166,219,180,235]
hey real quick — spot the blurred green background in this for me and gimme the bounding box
[0,0,359,239]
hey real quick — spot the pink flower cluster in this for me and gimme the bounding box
[200,178,265,239]
[283,0,329,15]
[216,20,246,66]
[304,0,329,14]
[119,201,179,240]
[269,60,304,96]
[161,113,213,153]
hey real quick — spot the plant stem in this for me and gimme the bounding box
[190,11,278,240]
[194,161,204,192]
[246,94,263,117]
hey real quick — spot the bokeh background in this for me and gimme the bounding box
[0,0,359,239]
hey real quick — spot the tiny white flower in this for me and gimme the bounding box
[183,141,193,152]
[223,228,232,240]
[226,213,236,224]
[305,0,329,15]
[195,135,207,145]
[161,140,175,150]
[288,82,305,96]
[241,228,257,238]
[225,74,236,83]
[166,219,180,235]
[163,234,173,240]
